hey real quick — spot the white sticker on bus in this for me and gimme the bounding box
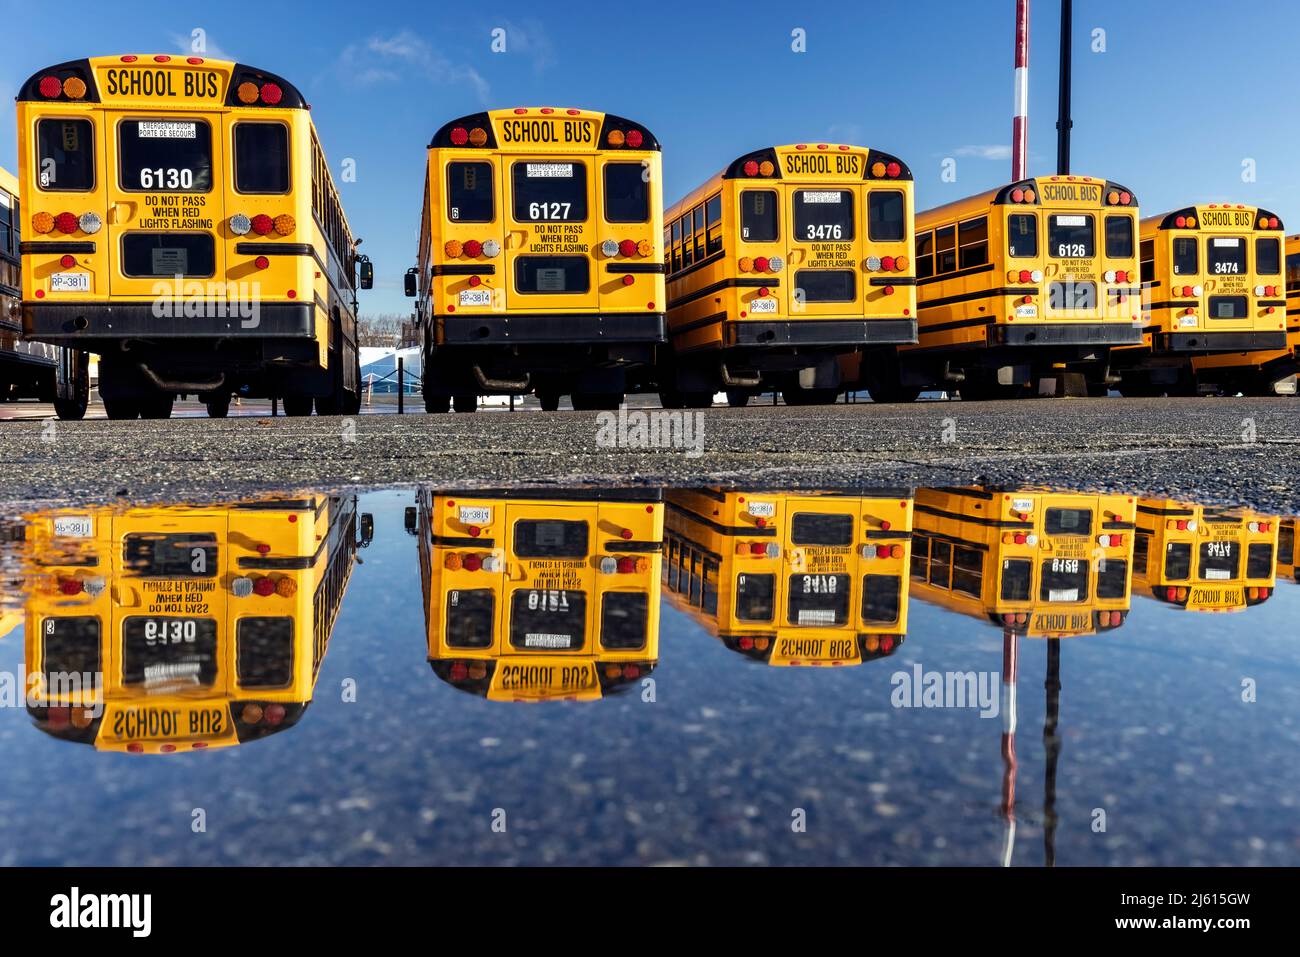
[137,121,197,139]
[1204,569,1231,580]
[1055,215,1087,226]
[525,163,573,178]
[1049,588,1079,602]
[1212,238,1242,247]
[524,633,572,648]
[797,609,837,625]
[800,191,843,204]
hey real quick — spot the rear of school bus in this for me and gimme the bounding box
[663,145,916,407]
[414,490,661,701]
[896,176,1143,399]
[1134,500,1278,612]
[17,56,362,419]
[410,109,664,412]
[1191,232,1299,395]
[25,497,360,751]
[1112,206,1288,395]
[663,490,911,666]
[911,488,1134,636]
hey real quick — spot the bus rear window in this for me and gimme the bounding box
[1040,558,1087,602]
[513,519,588,558]
[794,269,855,303]
[41,617,101,681]
[1173,237,1198,275]
[1246,543,1274,580]
[1045,508,1092,536]
[1096,559,1128,600]
[868,190,905,242]
[1208,296,1247,319]
[447,161,494,222]
[1007,214,1038,257]
[509,589,587,650]
[1207,237,1246,275]
[862,574,900,623]
[740,190,777,242]
[735,572,774,622]
[790,512,853,546]
[233,123,289,193]
[512,161,586,222]
[600,591,648,649]
[1048,214,1094,258]
[1105,215,1134,259]
[1001,559,1031,601]
[1165,542,1191,580]
[236,617,294,688]
[514,256,589,294]
[37,118,95,191]
[446,589,494,648]
[1199,541,1239,580]
[123,532,217,577]
[121,233,216,278]
[1256,237,1281,275]
[121,617,219,687]
[118,119,212,192]
[794,190,853,242]
[787,573,850,626]
[603,163,649,223]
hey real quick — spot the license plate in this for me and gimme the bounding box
[1011,498,1034,512]
[53,516,94,537]
[1049,588,1080,602]
[1015,304,1038,318]
[1178,315,1198,328]
[459,506,491,524]
[749,298,778,313]
[458,289,492,307]
[49,272,89,292]
[747,501,775,517]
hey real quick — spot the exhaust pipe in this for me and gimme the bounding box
[472,365,530,392]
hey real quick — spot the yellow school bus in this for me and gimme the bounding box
[660,144,917,407]
[0,165,90,416]
[1133,500,1278,612]
[858,176,1144,401]
[910,487,1135,636]
[17,55,372,419]
[407,109,664,413]
[22,494,372,751]
[1192,233,1300,395]
[663,489,911,665]
[1107,205,1289,395]
[410,489,661,700]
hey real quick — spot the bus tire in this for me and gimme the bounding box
[283,395,314,417]
[102,397,141,420]
[424,392,451,414]
[537,392,561,412]
[452,394,478,413]
[657,389,684,409]
[52,394,88,421]
[140,394,175,419]
[204,394,231,418]
[682,391,714,409]
[725,390,751,408]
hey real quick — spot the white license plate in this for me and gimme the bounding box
[1011,498,1034,512]
[1178,315,1198,328]
[1015,304,1038,318]
[749,298,778,314]
[458,289,492,307]
[747,501,776,517]
[459,506,491,525]
[49,272,89,292]
[53,516,94,537]
[1049,588,1079,602]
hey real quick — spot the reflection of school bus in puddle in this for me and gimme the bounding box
[23,495,371,752]
[910,487,1135,636]
[411,490,661,701]
[1277,518,1300,584]
[663,490,911,665]
[1134,500,1277,612]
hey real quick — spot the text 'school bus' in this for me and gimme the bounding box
[1,166,90,417]
[21,494,372,752]
[1192,233,1300,396]
[407,109,664,413]
[851,175,1144,401]
[408,489,661,701]
[910,487,1135,637]
[17,56,373,420]
[1133,499,1278,613]
[661,145,917,408]
[663,489,911,665]
[1107,205,1289,396]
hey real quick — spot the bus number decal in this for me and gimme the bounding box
[141,618,199,645]
[801,574,838,593]
[1049,559,1081,574]
[528,202,572,221]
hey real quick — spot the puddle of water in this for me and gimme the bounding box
[0,486,1296,865]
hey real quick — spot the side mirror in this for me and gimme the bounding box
[358,258,374,290]
[359,513,375,546]
[403,268,417,298]
[404,506,418,535]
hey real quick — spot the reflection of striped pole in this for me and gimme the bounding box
[999,628,1019,866]
[1012,0,1030,181]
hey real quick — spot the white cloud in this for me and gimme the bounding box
[496,19,556,73]
[169,31,234,62]
[341,30,489,103]
[955,145,1013,160]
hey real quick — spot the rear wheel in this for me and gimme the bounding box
[102,397,140,420]
[725,389,751,408]
[658,389,684,409]
[204,393,231,418]
[537,392,561,412]
[140,394,175,420]
[682,391,714,409]
[282,395,314,417]
[424,392,451,414]
[452,394,478,413]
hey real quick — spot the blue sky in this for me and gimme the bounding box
[4,0,1295,315]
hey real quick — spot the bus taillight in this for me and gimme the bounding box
[251,214,274,236]
[53,212,79,235]
[57,577,83,596]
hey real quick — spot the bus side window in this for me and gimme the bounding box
[957,216,988,269]
[935,225,957,274]
[702,560,719,614]
[740,189,778,243]
[681,214,694,268]
[1006,213,1037,258]
[36,118,95,191]
[910,533,929,579]
[0,194,12,259]
[1287,253,1300,292]
[952,546,982,597]
[929,540,952,588]
[1255,237,1280,276]
[705,194,723,256]
[693,206,705,262]
[447,161,494,223]
[1172,237,1198,275]
[1132,530,1150,571]
[1140,239,1155,283]
[914,231,934,279]
[670,218,682,274]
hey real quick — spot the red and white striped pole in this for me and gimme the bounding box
[1011,0,1030,182]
